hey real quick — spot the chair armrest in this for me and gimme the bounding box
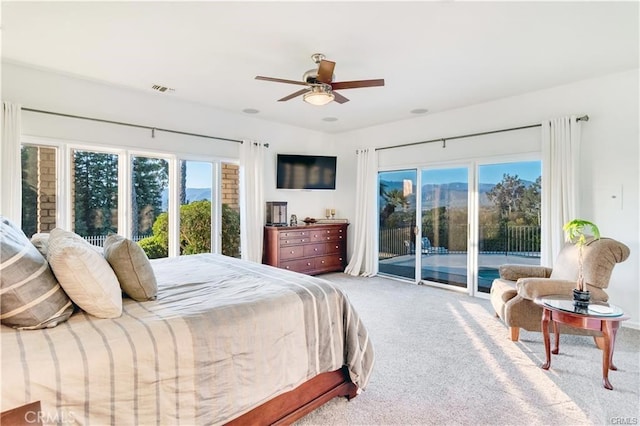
[499,264,552,281]
[516,278,576,300]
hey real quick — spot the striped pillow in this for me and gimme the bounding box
[0,217,74,329]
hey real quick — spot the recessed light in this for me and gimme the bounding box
[322,117,338,122]
[410,108,429,114]
[243,108,260,114]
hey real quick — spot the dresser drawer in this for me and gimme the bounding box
[280,237,310,246]
[325,242,344,254]
[304,243,325,257]
[310,231,345,242]
[279,230,310,239]
[316,255,344,269]
[279,246,305,260]
[280,258,315,273]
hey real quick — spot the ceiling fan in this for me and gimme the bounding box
[255,53,385,105]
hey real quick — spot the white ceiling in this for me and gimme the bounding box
[2,1,638,134]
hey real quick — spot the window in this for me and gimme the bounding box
[132,155,170,257]
[20,140,237,259]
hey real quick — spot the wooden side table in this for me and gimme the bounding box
[537,297,629,390]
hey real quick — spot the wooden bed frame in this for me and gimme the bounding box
[0,368,356,426]
[226,366,358,425]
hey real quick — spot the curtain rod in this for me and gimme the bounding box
[21,107,269,147]
[375,115,589,151]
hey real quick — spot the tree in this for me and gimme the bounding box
[132,157,169,235]
[379,187,409,227]
[486,173,525,221]
[72,151,118,236]
[520,176,541,225]
[138,201,241,259]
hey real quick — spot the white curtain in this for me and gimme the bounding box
[345,148,379,277]
[541,115,580,266]
[239,139,267,263]
[1,101,22,225]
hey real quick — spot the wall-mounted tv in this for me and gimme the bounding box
[276,154,337,190]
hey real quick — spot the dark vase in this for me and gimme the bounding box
[573,288,590,312]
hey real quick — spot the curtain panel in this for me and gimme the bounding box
[541,115,580,266]
[345,148,379,277]
[239,140,267,263]
[1,102,22,225]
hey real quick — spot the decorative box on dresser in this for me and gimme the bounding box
[263,223,348,275]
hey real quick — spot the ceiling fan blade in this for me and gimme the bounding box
[316,60,336,84]
[332,92,350,104]
[278,88,309,102]
[255,76,308,86]
[331,79,385,90]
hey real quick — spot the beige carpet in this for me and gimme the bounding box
[297,273,640,425]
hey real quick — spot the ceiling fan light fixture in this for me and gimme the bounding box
[303,87,335,106]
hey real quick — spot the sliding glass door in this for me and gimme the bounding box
[420,167,469,289]
[378,169,418,280]
[377,159,541,296]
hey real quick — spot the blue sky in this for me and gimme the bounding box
[380,161,541,185]
[185,161,212,188]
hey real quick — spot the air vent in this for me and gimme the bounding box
[151,84,174,93]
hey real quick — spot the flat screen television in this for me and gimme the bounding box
[276,154,337,190]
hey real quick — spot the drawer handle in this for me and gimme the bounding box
[314,234,318,238]
[314,248,318,251]
[285,240,289,244]
[286,266,290,269]
[326,230,330,233]
[339,257,343,261]
[335,245,339,249]
[307,262,311,266]
[339,236,343,239]
[290,250,295,254]
[321,260,325,264]
[326,237,330,240]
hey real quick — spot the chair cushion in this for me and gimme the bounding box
[0,217,74,329]
[47,228,122,318]
[103,234,157,301]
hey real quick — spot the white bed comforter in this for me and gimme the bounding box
[1,254,374,425]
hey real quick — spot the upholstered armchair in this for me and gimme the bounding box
[490,237,630,341]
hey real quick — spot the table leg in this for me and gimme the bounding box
[601,320,613,390]
[552,320,559,355]
[541,308,551,370]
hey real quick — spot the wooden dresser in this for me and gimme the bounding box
[263,223,348,275]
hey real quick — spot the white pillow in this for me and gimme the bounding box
[47,228,122,318]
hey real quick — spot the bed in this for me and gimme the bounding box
[0,253,374,425]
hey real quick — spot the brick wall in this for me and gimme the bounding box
[221,163,239,211]
[37,147,57,232]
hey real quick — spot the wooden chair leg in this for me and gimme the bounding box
[594,336,605,350]
[510,327,520,341]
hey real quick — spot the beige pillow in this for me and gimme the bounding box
[103,234,157,301]
[0,217,74,329]
[30,232,50,257]
[47,228,122,318]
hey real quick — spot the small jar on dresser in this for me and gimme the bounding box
[262,223,348,275]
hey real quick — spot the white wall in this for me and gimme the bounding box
[2,61,339,222]
[334,68,640,327]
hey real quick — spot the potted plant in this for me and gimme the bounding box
[563,219,601,308]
